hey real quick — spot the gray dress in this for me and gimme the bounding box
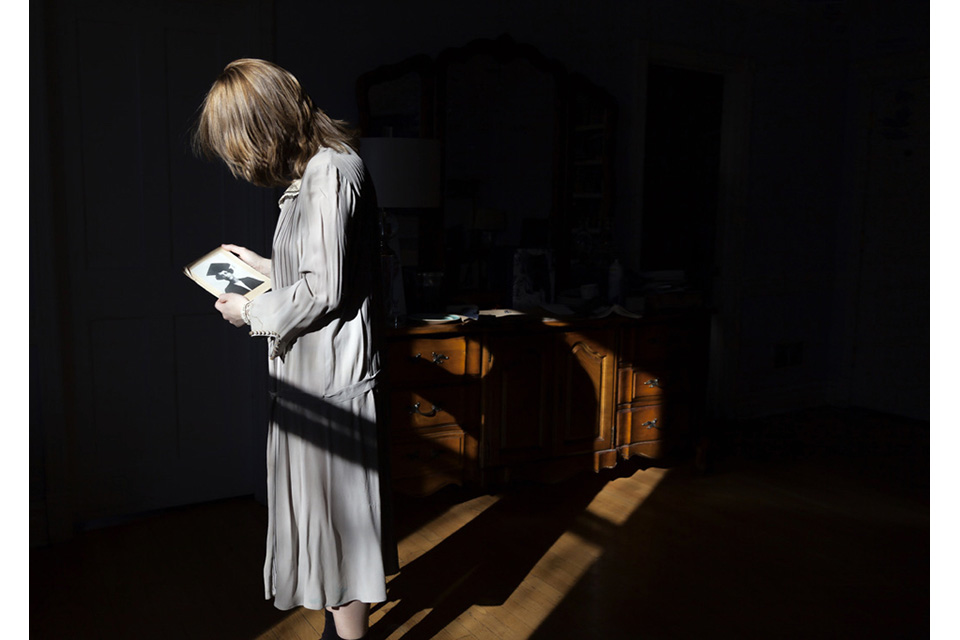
[245,146,395,611]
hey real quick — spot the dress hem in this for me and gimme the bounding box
[267,591,388,612]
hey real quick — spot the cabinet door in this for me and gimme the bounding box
[482,333,554,466]
[554,330,616,456]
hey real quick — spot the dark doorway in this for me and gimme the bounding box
[640,64,724,291]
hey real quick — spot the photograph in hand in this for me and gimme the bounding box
[184,247,271,300]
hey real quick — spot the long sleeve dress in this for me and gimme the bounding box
[244,145,396,611]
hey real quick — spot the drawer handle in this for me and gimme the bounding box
[408,401,442,417]
[643,378,661,389]
[643,419,660,430]
[410,351,450,365]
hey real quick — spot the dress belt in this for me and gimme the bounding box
[268,374,379,405]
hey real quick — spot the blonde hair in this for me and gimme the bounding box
[192,58,357,187]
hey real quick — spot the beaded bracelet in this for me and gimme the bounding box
[241,300,253,325]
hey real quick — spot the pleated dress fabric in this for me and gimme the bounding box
[244,146,395,611]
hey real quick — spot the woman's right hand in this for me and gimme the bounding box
[222,243,271,277]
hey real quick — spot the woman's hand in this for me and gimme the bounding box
[221,243,271,277]
[215,293,248,327]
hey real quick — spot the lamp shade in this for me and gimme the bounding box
[359,137,442,209]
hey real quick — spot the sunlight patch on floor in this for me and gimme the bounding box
[494,467,669,637]
[372,604,434,639]
[393,493,502,570]
[254,606,324,640]
[373,467,670,639]
[586,466,670,525]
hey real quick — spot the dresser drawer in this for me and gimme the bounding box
[390,386,474,431]
[617,403,665,445]
[618,367,688,404]
[386,337,470,385]
[616,402,691,459]
[390,427,466,479]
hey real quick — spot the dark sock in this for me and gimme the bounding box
[320,609,341,640]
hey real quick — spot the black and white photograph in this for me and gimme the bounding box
[184,247,271,300]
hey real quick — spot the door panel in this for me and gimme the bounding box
[44,0,275,528]
[483,334,553,466]
[77,20,147,268]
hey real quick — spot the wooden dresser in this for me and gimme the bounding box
[381,312,709,495]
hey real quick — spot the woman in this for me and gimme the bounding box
[193,58,396,640]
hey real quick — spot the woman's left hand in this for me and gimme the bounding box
[215,293,247,327]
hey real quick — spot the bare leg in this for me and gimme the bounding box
[329,600,370,640]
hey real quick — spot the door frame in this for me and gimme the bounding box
[632,41,754,420]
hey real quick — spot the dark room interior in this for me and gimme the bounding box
[29,0,931,638]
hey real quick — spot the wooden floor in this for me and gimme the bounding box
[30,407,929,639]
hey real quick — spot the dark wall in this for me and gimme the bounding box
[275,0,928,419]
[31,0,277,542]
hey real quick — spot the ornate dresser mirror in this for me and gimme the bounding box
[357,35,616,311]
